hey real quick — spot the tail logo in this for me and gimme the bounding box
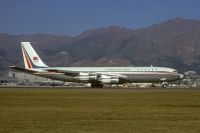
[33,56,39,62]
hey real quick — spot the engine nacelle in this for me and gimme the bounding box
[76,73,120,83]
[79,72,97,76]
[74,73,97,81]
[98,75,119,84]
[79,72,89,76]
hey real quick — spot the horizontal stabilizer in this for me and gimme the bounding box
[9,66,36,74]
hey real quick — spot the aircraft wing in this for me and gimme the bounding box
[46,68,127,79]
[10,66,127,79]
[46,69,79,76]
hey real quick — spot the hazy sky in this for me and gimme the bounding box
[0,0,200,36]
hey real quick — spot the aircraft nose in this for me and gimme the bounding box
[179,74,184,79]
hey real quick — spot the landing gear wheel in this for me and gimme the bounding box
[91,83,103,88]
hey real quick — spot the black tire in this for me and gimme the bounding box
[91,83,103,88]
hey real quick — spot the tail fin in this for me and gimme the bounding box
[21,42,48,69]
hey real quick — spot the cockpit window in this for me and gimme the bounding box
[173,70,178,73]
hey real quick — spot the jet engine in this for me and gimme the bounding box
[74,73,97,81]
[98,75,119,84]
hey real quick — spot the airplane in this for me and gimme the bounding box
[10,42,184,88]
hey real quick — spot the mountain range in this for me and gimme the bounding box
[1,18,200,75]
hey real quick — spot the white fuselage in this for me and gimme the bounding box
[33,66,183,83]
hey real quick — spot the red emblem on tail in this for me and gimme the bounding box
[33,56,38,61]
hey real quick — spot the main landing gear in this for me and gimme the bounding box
[91,83,104,88]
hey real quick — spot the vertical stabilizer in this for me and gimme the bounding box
[21,42,48,69]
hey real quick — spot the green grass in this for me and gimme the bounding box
[0,88,200,133]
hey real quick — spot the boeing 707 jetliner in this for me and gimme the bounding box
[10,42,184,87]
